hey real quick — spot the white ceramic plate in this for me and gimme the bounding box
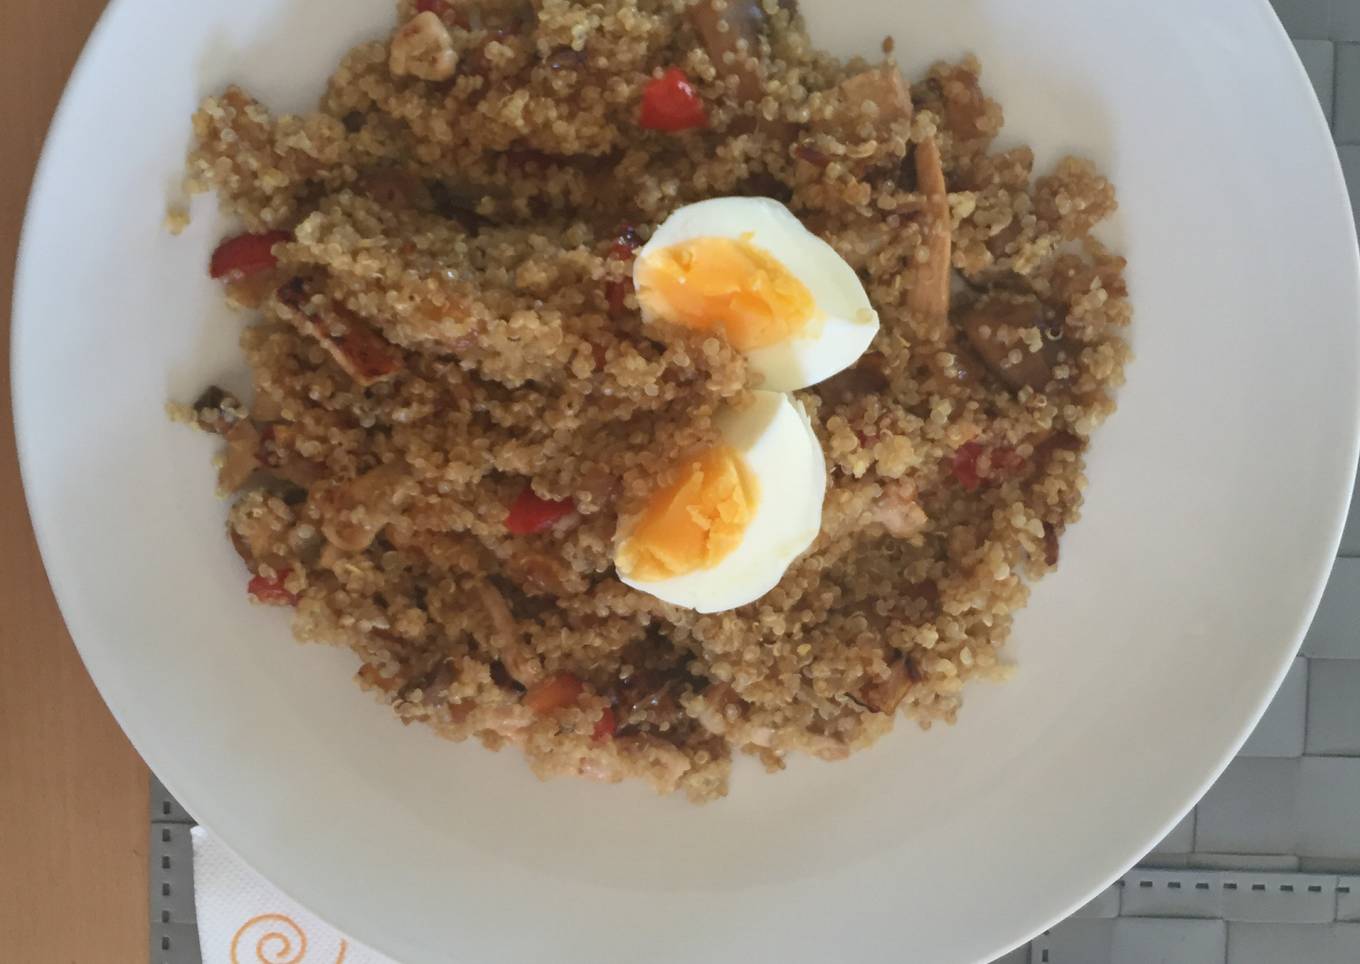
[13,1,1359,961]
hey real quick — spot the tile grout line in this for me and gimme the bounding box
[1304,652,1317,757]
[1340,41,1360,144]
[1332,37,1342,134]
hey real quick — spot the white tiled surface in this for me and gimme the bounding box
[1074,885,1123,920]
[1190,853,1302,873]
[1272,0,1333,37]
[1220,875,1341,924]
[1296,39,1338,121]
[1298,758,1360,858]
[1037,919,1114,963]
[1227,923,1360,964]
[1122,871,1340,924]
[1240,657,1308,758]
[1336,42,1360,140]
[1306,659,1360,754]
[1338,877,1360,921]
[1342,476,1360,555]
[1195,759,1302,855]
[1303,559,1360,659]
[1148,809,1197,857]
[1121,870,1226,919]
[1110,919,1228,964]
[1333,1,1360,41]
[1034,918,1231,964]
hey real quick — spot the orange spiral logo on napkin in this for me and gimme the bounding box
[229,913,350,963]
[231,914,306,963]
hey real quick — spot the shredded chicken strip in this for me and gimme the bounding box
[475,581,545,687]
[907,134,951,322]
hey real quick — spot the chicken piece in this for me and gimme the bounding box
[474,581,545,688]
[303,314,401,387]
[688,0,767,103]
[690,683,848,761]
[868,478,927,538]
[816,64,913,140]
[389,11,458,82]
[955,292,1061,392]
[276,280,402,388]
[689,682,740,737]
[505,548,579,596]
[309,461,411,552]
[932,61,995,146]
[218,420,262,493]
[614,735,694,795]
[907,135,951,322]
[255,423,327,490]
[473,703,535,746]
[576,751,628,784]
[860,658,918,714]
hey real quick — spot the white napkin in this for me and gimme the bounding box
[191,826,398,964]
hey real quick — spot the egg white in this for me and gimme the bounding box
[617,390,827,614]
[635,197,880,392]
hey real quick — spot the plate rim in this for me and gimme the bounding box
[11,0,1360,960]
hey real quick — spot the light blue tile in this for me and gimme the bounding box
[1273,0,1333,38]
[1139,854,1193,869]
[1341,465,1360,555]
[1333,0,1360,41]
[1335,45,1360,141]
[1228,923,1360,964]
[1148,809,1197,856]
[1298,757,1360,858]
[1189,854,1301,872]
[1294,39,1337,122]
[1302,558,1360,659]
[1339,877,1360,921]
[1109,918,1226,964]
[1073,885,1122,920]
[1036,918,1113,964]
[1195,759,1302,855]
[1240,657,1308,757]
[1306,659,1360,754]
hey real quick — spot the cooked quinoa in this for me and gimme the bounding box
[176,0,1131,802]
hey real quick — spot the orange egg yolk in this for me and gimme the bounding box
[635,236,818,351]
[616,445,759,582]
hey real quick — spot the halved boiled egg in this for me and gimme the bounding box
[615,390,826,614]
[634,197,880,392]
